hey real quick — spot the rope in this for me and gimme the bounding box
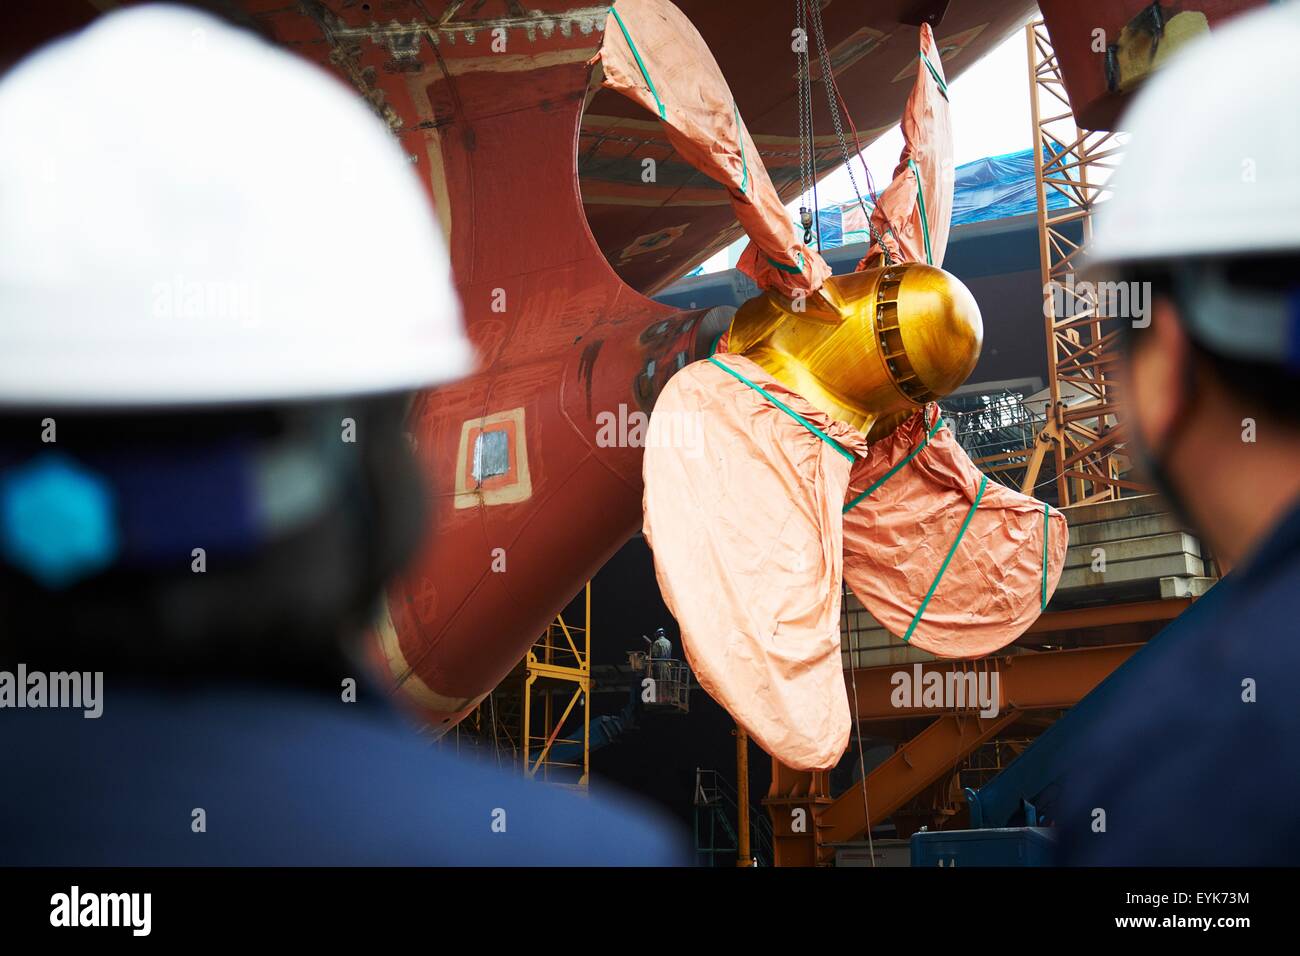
[837,403,941,868]
[830,79,900,260]
[706,356,853,462]
[811,152,822,251]
[794,0,817,246]
[806,0,891,263]
[844,589,875,868]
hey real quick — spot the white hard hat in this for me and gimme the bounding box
[0,4,473,408]
[1089,1,1300,269]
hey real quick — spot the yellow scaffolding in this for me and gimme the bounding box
[522,582,591,789]
[1025,19,1145,506]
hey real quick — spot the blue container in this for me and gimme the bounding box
[910,827,1058,867]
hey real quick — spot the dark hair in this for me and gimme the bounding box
[0,395,426,687]
[1116,254,1300,429]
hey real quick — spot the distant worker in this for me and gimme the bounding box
[1055,2,1300,865]
[651,627,673,661]
[646,627,676,705]
[0,5,683,865]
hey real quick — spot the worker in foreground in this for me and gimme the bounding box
[0,5,683,865]
[1055,1,1300,865]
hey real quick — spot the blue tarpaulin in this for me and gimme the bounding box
[803,147,1073,252]
[950,147,1072,226]
[815,207,842,247]
[685,148,1074,274]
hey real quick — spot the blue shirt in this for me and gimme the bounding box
[0,682,688,866]
[1055,499,1300,865]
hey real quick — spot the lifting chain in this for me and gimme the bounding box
[804,0,893,264]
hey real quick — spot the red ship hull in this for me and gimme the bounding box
[2,0,1039,727]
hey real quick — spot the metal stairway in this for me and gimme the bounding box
[693,768,774,867]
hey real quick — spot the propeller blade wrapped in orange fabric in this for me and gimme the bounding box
[841,405,1068,657]
[642,352,867,770]
[858,22,954,269]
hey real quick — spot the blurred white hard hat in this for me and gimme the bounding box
[1089,2,1300,269]
[0,3,473,407]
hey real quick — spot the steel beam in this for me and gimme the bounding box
[814,709,1021,859]
[845,643,1140,721]
[1023,598,1191,633]
[768,642,1141,864]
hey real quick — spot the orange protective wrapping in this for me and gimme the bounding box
[597,0,830,298]
[637,16,1061,767]
[644,363,1068,765]
[858,23,953,269]
[642,353,868,771]
[841,405,1069,657]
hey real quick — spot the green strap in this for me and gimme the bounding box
[843,415,943,513]
[764,251,805,275]
[706,357,853,462]
[708,332,725,357]
[909,158,934,266]
[903,474,988,643]
[1041,501,1049,611]
[919,51,950,100]
[733,101,748,195]
[610,6,666,119]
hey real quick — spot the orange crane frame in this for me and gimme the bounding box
[765,642,1140,866]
